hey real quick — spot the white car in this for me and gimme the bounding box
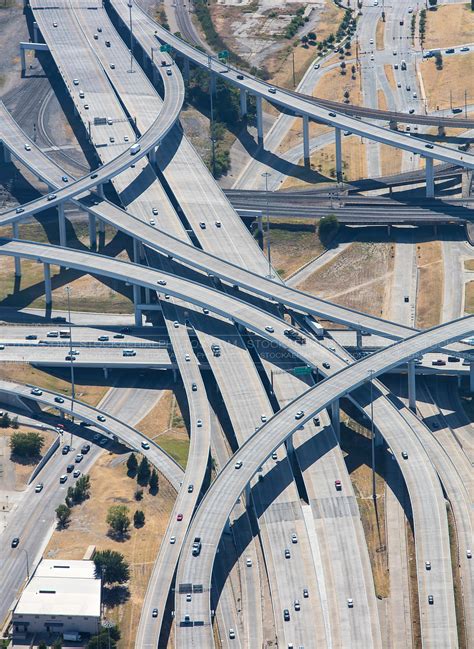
[291,533,298,544]
[261,415,267,422]
[197,419,202,427]
[173,321,179,328]
[246,557,252,567]
[347,598,354,608]
[185,354,190,361]
[370,54,375,61]
[369,39,374,45]
[141,441,150,450]
[149,219,156,226]
[24,144,31,151]
[170,536,176,544]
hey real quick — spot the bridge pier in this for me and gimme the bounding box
[183,57,190,81]
[256,95,264,146]
[303,114,310,167]
[437,125,445,137]
[244,482,251,509]
[330,399,340,443]
[470,361,474,393]
[407,360,416,411]
[1,144,11,164]
[133,238,140,264]
[133,284,142,327]
[425,157,434,198]
[389,120,398,131]
[58,204,66,247]
[335,127,342,182]
[356,329,362,349]
[88,213,97,249]
[33,22,38,43]
[239,87,247,118]
[98,217,105,249]
[96,183,105,199]
[12,223,21,277]
[210,71,216,94]
[44,262,52,307]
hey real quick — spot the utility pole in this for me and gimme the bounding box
[261,172,272,278]
[66,287,76,444]
[292,50,296,88]
[128,1,134,74]
[208,54,216,177]
[369,369,376,504]
[465,90,467,118]
[450,89,453,112]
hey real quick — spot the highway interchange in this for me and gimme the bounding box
[0,0,473,648]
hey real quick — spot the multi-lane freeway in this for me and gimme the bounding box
[1,1,473,648]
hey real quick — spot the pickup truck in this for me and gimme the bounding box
[192,537,202,556]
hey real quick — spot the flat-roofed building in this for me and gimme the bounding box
[12,559,101,638]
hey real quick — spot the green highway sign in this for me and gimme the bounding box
[292,366,312,376]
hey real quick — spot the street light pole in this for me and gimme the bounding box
[369,369,376,504]
[66,287,75,444]
[261,172,272,278]
[128,1,134,74]
[20,548,30,580]
[208,55,215,177]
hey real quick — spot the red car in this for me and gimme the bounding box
[335,480,342,491]
[177,513,183,521]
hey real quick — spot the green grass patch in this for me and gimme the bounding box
[157,433,189,469]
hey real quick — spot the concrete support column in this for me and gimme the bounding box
[58,204,66,247]
[330,399,340,443]
[335,127,342,182]
[437,125,445,137]
[256,95,264,146]
[356,329,362,350]
[103,367,109,379]
[88,213,97,249]
[286,434,294,455]
[425,157,434,198]
[183,57,190,81]
[389,120,398,131]
[97,184,104,199]
[303,114,310,167]
[152,67,158,86]
[244,482,251,509]
[133,284,142,327]
[12,222,21,277]
[33,22,38,43]
[20,47,26,74]
[239,88,247,118]
[133,238,140,264]
[144,287,151,304]
[210,72,216,94]
[44,262,52,306]
[2,144,11,164]
[408,360,416,411]
[470,362,474,393]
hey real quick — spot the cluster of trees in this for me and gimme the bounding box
[10,431,44,459]
[285,7,307,40]
[38,640,62,649]
[87,625,121,649]
[94,549,130,585]
[56,473,91,529]
[106,504,147,536]
[419,9,427,46]
[126,452,159,493]
[302,9,355,56]
[410,14,416,41]
[318,214,340,246]
[0,411,18,428]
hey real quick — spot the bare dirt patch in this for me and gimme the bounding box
[3,425,57,489]
[424,4,474,50]
[44,451,175,649]
[380,143,403,176]
[464,259,474,271]
[376,18,385,51]
[313,63,362,106]
[298,240,395,317]
[136,391,189,468]
[378,89,388,111]
[383,64,396,91]
[420,52,474,112]
[341,416,389,598]
[261,220,325,278]
[465,281,474,314]
[415,240,444,328]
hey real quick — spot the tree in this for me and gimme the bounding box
[318,214,340,246]
[149,469,159,494]
[351,64,356,75]
[133,510,145,528]
[301,35,308,46]
[10,431,44,458]
[38,642,48,649]
[87,625,120,649]
[56,503,71,529]
[428,0,437,6]
[308,31,316,41]
[107,505,130,536]
[52,639,63,649]
[0,412,11,428]
[94,550,130,584]
[137,456,151,486]
[344,89,350,99]
[126,452,138,477]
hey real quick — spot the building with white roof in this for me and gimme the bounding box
[12,559,101,638]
